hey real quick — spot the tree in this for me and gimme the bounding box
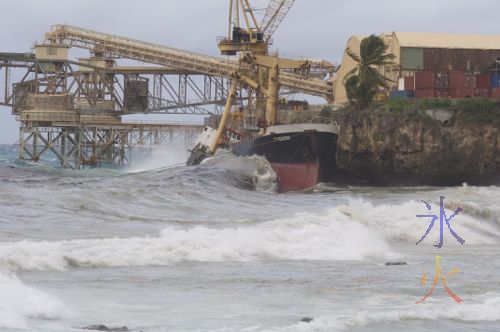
[343,35,395,109]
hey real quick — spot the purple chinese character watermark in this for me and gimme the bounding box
[416,196,465,249]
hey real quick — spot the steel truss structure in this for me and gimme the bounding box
[0,53,228,115]
[44,25,333,99]
[0,23,334,169]
[19,124,202,169]
[1,53,207,168]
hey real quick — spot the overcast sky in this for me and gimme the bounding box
[1,0,500,143]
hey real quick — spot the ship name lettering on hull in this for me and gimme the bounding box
[273,136,291,142]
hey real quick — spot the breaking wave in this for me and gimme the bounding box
[0,272,68,329]
[1,196,498,272]
[269,294,500,332]
[201,152,278,192]
[337,198,500,246]
[0,208,392,271]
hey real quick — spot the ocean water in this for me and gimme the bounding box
[0,143,499,332]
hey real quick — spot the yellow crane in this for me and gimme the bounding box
[217,0,295,56]
[188,0,325,165]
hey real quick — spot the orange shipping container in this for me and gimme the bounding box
[436,89,449,98]
[415,89,436,98]
[474,88,490,97]
[415,71,435,89]
[464,73,478,88]
[449,88,475,98]
[404,76,415,91]
[435,72,449,90]
[477,74,491,89]
[449,71,465,89]
[490,88,500,98]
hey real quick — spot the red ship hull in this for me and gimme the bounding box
[232,124,338,192]
[270,162,320,192]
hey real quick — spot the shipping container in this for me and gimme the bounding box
[477,74,491,89]
[449,71,464,89]
[490,73,500,88]
[415,89,436,99]
[415,71,436,89]
[435,71,449,89]
[390,90,407,99]
[435,89,449,98]
[490,87,500,98]
[423,48,500,72]
[464,73,478,88]
[474,88,491,97]
[404,76,415,90]
[390,90,414,99]
[449,88,475,98]
[401,48,424,70]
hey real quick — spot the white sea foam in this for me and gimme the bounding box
[0,272,68,329]
[1,197,497,272]
[0,208,392,271]
[338,198,500,245]
[269,294,500,331]
[204,153,278,192]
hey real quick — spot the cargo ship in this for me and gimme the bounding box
[231,123,338,192]
[187,121,338,192]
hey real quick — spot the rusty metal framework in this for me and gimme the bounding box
[18,124,202,169]
[1,53,227,115]
[0,22,336,169]
[43,25,333,99]
[1,53,207,168]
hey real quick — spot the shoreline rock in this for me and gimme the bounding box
[334,108,500,186]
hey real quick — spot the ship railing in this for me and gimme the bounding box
[222,127,246,144]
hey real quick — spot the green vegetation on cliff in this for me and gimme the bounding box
[335,97,500,124]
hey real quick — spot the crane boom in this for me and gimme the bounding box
[260,0,295,42]
[44,25,332,99]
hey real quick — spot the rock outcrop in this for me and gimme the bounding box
[334,108,500,186]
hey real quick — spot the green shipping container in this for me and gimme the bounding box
[401,48,424,70]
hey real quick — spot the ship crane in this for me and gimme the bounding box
[217,0,334,79]
[37,4,335,166]
[187,0,336,165]
[217,0,295,56]
[260,0,295,44]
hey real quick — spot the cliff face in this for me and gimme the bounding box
[334,109,500,185]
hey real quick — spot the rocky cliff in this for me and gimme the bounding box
[334,108,500,186]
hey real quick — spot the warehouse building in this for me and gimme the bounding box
[333,32,500,104]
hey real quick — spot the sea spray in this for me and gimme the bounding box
[0,272,68,329]
[126,141,190,173]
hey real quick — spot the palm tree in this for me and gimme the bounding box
[344,35,395,109]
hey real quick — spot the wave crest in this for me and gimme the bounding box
[0,273,68,329]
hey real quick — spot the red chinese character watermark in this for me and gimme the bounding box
[416,255,463,304]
